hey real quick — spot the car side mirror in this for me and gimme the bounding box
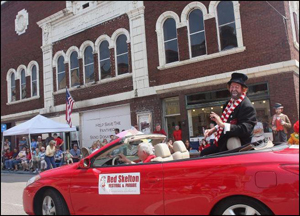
[79,158,90,169]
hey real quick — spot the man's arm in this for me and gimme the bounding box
[284,115,292,129]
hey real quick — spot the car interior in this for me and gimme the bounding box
[91,134,284,167]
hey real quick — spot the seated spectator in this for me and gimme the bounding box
[19,137,28,151]
[102,139,108,146]
[32,148,40,173]
[6,148,19,171]
[95,140,101,149]
[37,136,45,150]
[30,138,38,150]
[24,148,32,171]
[54,146,63,167]
[13,147,27,171]
[64,149,73,164]
[109,135,115,143]
[90,142,99,154]
[70,144,81,162]
[167,139,175,154]
[3,139,11,152]
[185,140,192,151]
[4,149,13,170]
[38,147,47,172]
[199,139,210,152]
[119,142,156,164]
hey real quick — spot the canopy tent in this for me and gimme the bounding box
[3,114,76,136]
[2,114,77,163]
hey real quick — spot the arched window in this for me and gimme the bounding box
[99,40,111,79]
[116,35,129,75]
[163,18,179,63]
[57,56,66,90]
[84,46,94,83]
[11,73,16,102]
[217,1,237,51]
[31,65,37,96]
[70,51,80,87]
[20,69,26,99]
[188,9,206,57]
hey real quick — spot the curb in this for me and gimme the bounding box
[1,170,36,175]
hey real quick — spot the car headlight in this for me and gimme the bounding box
[26,175,41,187]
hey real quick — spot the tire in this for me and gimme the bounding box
[211,196,273,215]
[41,189,69,215]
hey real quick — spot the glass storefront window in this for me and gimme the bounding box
[163,97,181,138]
[188,99,272,137]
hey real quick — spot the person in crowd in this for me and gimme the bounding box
[5,148,18,171]
[4,149,13,170]
[23,148,32,171]
[54,146,64,167]
[199,139,210,152]
[64,149,73,164]
[109,135,116,143]
[203,73,257,156]
[288,120,299,145]
[45,134,54,146]
[70,144,81,162]
[173,125,182,141]
[39,147,47,172]
[53,133,64,149]
[32,148,40,173]
[185,139,191,151]
[13,146,27,171]
[114,128,120,136]
[119,142,156,164]
[263,117,272,133]
[31,138,38,150]
[153,123,167,136]
[37,136,45,150]
[207,122,217,146]
[271,103,292,143]
[3,139,11,151]
[102,139,108,146]
[19,137,28,151]
[90,142,99,154]
[95,140,101,149]
[167,139,174,154]
[45,140,56,170]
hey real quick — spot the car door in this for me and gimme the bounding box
[69,149,164,215]
[162,157,230,215]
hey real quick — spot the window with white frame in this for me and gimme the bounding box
[188,9,206,57]
[116,35,129,75]
[99,40,111,79]
[293,12,299,43]
[11,73,16,102]
[31,65,38,97]
[57,56,66,90]
[84,46,95,83]
[20,69,26,99]
[163,18,179,63]
[217,1,238,51]
[70,51,80,87]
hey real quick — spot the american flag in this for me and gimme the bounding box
[66,88,75,128]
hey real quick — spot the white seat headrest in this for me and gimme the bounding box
[154,143,171,158]
[227,137,242,150]
[173,141,187,152]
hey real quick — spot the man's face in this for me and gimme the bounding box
[137,146,148,161]
[156,125,161,131]
[74,146,78,150]
[275,108,283,114]
[229,82,243,100]
[175,126,179,130]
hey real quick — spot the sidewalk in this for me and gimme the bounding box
[1,170,36,175]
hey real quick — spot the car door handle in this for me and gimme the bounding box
[148,178,160,184]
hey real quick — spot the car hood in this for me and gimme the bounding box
[39,163,79,179]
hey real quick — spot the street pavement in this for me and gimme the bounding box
[1,172,34,215]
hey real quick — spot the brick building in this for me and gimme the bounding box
[1,1,299,149]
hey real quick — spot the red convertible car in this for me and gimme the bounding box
[23,134,299,215]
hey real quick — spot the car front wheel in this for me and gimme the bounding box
[211,196,273,215]
[41,189,69,215]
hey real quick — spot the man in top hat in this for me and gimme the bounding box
[202,73,257,155]
[271,103,291,143]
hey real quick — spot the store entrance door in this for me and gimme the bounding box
[165,115,181,140]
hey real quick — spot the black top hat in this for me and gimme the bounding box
[227,73,248,88]
[273,103,284,109]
